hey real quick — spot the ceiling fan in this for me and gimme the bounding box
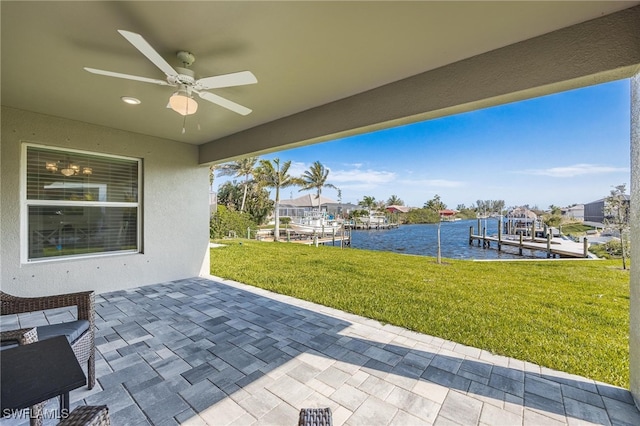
[84,30,257,116]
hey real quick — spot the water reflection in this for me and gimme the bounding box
[348,219,546,259]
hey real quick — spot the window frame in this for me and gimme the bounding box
[21,143,143,263]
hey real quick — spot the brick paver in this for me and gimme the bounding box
[1,276,639,425]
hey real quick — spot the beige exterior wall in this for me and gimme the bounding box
[0,107,210,296]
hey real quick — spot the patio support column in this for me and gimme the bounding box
[631,71,640,409]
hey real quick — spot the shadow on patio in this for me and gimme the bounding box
[2,277,639,425]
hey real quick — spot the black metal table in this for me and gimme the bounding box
[1,335,86,418]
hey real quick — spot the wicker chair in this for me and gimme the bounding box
[298,408,333,426]
[59,405,110,426]
[0,290,96,390]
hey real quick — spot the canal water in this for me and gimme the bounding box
[347,219,546,260]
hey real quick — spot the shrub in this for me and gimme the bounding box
[589,239,631,261]
[405,207,439,224]
[280,216,291,226]
[210,205,258,239]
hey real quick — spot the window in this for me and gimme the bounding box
[23,144,141,262]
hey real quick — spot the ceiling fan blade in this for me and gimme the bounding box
[84,67,170,86]
[117,30,178,77]
[196,71,258,90]
[196,90,252,116]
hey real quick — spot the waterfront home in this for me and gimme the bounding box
[278,194,359,221]
[386,205,411,214]
[439,209,459,221]
[584,195,631,225]
[562,204,585,221]
[2,2,639,420]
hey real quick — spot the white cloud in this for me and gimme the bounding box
[402,178,465,188]
[330,169,396,184]
[517,164,628,178]
[287,161,310,176]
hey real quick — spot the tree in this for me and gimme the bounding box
[210,205,257,240]
[543,205,562,230]
[387,195,404,206]
[476,199,505,216]
[358,196,376,215]
[217,181,244,209]
[299,161,338,210]
[208,164,218,191]
[216,156,258,213]
[604,184,630,269]
[425,195,446,264]
[405,208,439,224]
[217,180,272,225]
[254,158,300,241]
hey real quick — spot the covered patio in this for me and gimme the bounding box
[2,2,640,421]
[2,276,638,425]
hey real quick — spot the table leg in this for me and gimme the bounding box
[59,392,70,417]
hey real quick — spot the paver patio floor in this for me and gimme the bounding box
[1,276,639,425]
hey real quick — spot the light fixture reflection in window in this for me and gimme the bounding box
[45,161,92,177]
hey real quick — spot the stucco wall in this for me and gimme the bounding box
[631,73,640,408]
[0,107,210,296]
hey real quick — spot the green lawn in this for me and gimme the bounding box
[210,239,630,388]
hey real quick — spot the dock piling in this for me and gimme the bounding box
[519,233,523,256]
[583,238,589,258]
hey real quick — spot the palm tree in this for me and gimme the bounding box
[299,161,338,211]
[216,157,258,212]
[254,158,301,241]
[359,196,376,215]
[387,195,404,206]
[208,165,218,191]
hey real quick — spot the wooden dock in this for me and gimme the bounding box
[254,227,352,247]
[289,234,351,247]
[469,225,589,258]
[348,222,399,230]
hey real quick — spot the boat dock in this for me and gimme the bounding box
[289,234,351,247]
[469,225,590,258]
[347,222,399,230]
[254,227,352,247]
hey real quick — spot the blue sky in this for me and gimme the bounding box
[217,79,631,209]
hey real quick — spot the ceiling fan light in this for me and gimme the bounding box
[169,90,198,116]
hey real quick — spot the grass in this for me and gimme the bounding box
[210,239,631,388]
[561,222,595,236]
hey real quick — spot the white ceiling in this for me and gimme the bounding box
[2,1,637,145]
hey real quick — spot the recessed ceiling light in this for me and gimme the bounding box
[121,96,141,105]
